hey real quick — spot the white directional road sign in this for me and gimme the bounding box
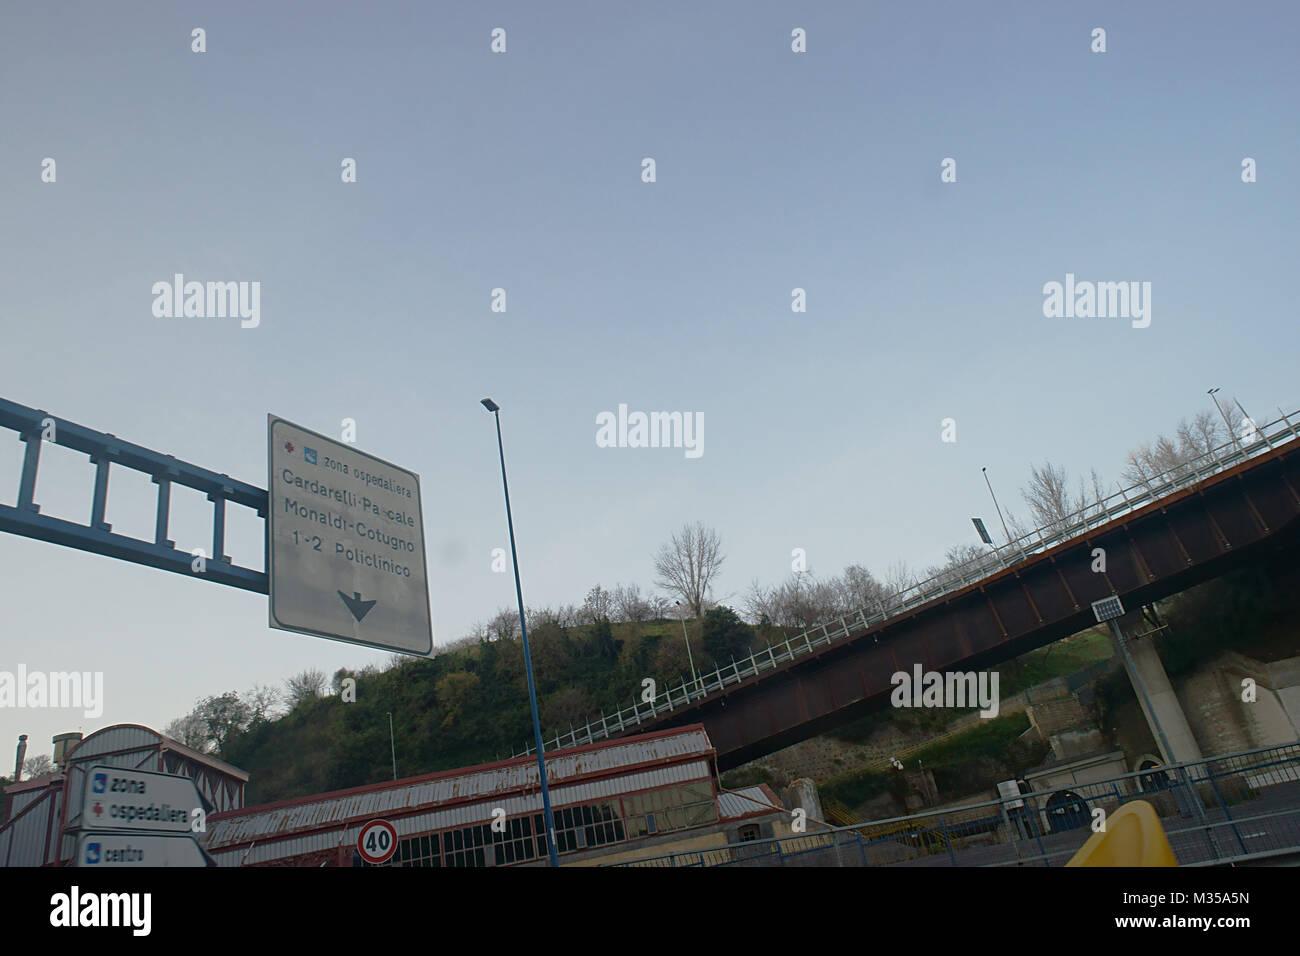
[81,765,202,833]
[268,416,433,656]
[77,831,210,867]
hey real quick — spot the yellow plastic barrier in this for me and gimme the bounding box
[1065,799,1177,867]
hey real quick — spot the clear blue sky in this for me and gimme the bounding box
[2,1,1296,761]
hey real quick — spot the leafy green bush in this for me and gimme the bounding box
[911,713,1049,797]
[701,606,754,667]
[820,767,899,808]
[720,766,778,790]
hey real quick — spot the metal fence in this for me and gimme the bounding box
[614,742,1300,867]
[516,408,1300,758]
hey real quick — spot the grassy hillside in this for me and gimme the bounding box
[819,712,1049,813]
[223,614,757,804]
[824,629,1114,745]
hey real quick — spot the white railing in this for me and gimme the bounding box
[512,408,1300,758]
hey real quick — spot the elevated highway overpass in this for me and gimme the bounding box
[521,409,1300,770]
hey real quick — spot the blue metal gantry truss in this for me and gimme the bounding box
[0,396,268,593]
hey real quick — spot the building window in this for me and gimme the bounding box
[558,802,618,849]
[620,781,718,838]
[493,813,543,866]
[545,802,628,856]
[553,806,578,853]
[738,824,761,842]
[395,832,440,867]
[442,823,490,867]
[367,785,716,868]
[584,802,625,848]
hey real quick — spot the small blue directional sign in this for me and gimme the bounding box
[76,831,211,867]
[267,416,433,656]
[81,764,202,834]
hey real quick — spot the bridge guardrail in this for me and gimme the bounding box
[514,408,1300,758]
[615,742,1300,867]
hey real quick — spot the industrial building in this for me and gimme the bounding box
[1,723,248,867]
[3,722,794,867]
[203,724,791,866]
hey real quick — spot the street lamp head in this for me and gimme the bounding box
[480,398,500,412]
[1208,387,1220,396]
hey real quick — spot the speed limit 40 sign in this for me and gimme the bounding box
[357,819,398,865]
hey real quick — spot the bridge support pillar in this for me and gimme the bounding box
[1114,626,1203,765]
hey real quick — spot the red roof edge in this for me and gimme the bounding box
[209,723,713,822]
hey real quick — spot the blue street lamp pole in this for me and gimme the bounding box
[481,398,559,867]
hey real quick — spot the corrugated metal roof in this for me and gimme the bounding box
[211,760,714,864]
[65,724,163,763]
[206,726,715,859]
[5,775,60,800]
[718,785,784,820]
[160,735,249,781]
[64,723,249,781]
[5,773,62,804]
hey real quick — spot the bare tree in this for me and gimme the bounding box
[244,683,282,723]
[746,572,840,629]
[1083,468,1108,520]
[1211,398,1250,447]
[612,583,652,623]
[164,713,209,751]
[945,542,988,569]
[653,522,724,617]
[1121,407,1243,490]
[646,594,673,620]
[284,668,327,707]
[920,543,996,591]
[22,754,53,778]
[1122,444,1158,488]
[882,560,915,598]
[1179,411,1221,459]
[836,564,888,612]
[1003,507,1033,544]
[1020,461,1085,530]
[488,607,520,642]
[792,574,840,628]
[743,578,779,624]
[526,605,563,631]
[581,584,614,623]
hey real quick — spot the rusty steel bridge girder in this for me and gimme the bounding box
[630,440,1300,770]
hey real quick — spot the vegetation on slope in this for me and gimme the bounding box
[221,608,759,804]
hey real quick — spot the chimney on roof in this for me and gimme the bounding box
[52,733,82,771]
[14,735,28,782]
